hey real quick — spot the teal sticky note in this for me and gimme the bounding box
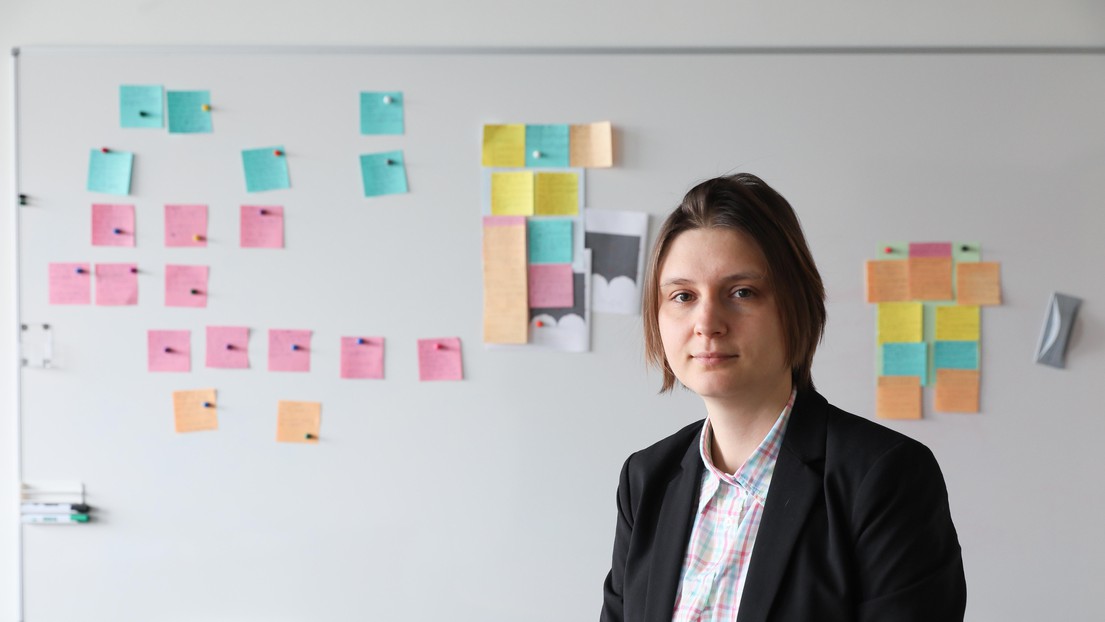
[360,151,408,197]
[528,219,573,264]
[934,341,979,370]
[166,90,212,133]
[120,85,163,128]
[525,124,570,167]
[242,146,290,192]
[882,342,928,385]
[87,149,134,195]
[360,91,404,135]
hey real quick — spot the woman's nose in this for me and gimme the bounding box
[694,297,727,337]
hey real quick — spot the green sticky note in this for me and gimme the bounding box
[934,341,979,370]
[242,146,290,192]
[360,91,404,135]
[360,151,408,197]
[882,342,929,385]
[87,149,134,195]
[525,124,570,167]
[528,219,573,264]
[120,85,163,128]
[167,90,212,134]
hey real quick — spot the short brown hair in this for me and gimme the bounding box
[643,173,826,393]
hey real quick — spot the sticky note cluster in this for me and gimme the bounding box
[483,122,612,168]
[866,242,1000,418]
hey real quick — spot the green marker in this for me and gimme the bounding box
[22,513,89,524]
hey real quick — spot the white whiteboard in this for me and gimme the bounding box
[14,47,1105,621]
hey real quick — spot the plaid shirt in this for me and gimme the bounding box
[672,390,797,622]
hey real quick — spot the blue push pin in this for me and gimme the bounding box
[291,344,300,351]
[225,344,234,350]
[202,401,212,408]
[113,228,123,235]
[75,267,85,274]
[163,347,172,353]
[356,338,365,345]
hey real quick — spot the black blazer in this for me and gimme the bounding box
[600,390,966,622]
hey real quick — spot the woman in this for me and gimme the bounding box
[600,174,966,622]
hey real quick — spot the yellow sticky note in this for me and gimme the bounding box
[935,305,980,341]
[908,257,953,300]
[482,216,529,344]
[956,262,1001,306]
[276,400,321,444]
[877,302,923,344]
[534,172,579,216]
[934,369,980,413]
[865,260,909,303]
[172,388,218,433]
[482,124,525,167]
[876,376,922,420]
[490,171,534,215]
[569,121,613,168]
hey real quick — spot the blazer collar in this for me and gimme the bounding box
[643,423,705,622]
[736,388,828,622]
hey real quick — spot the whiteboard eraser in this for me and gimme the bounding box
[1035,292,1082,368]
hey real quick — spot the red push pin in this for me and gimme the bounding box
[273,149,283,157]
[883,246,893,254]
[163,347,172,353]
[225,344,234,350]
[259,209,268,215]
[535,320,545,328]
[100,147,110,153]
[434,343,444,350]
[130,267,138,273]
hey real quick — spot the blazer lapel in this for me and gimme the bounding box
[735,390,828,622]
[644,434,703,622]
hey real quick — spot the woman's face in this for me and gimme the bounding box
[656,227,791,404]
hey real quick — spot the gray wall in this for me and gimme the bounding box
[4,3,1105,621]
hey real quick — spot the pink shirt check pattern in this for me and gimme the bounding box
[671,390,797,622]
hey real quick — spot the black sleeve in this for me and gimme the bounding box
[600,454,634,622]
[852,440,968,621]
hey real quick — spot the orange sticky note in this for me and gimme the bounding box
[172,388,218,433]
[482,216,529,344]
[956,262,1001,305]
[276,400,321,444]
[935,369,980,413]
[569,121,613,168]
[876,376,921,420]
[908,257,953,300]
[865,260,909,302]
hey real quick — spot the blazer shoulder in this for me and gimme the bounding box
[818,398,941,478]
[623,418,703,479]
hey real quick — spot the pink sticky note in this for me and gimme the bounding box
[148,330,191,372]
[165,265,208,307]
[95,263,138,305]
[483,215,527,227]
[269,329,311,372]
[206,326,250,369]
[165,204,208,247]
[49,263,91,305]
[418,337,463,381]
[909,242,952,258]
[91,204,135,247]
[240,205,284,248]
[528,264,574,308]
[341,336,384,379]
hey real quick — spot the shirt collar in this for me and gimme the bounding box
[698,389,797,502]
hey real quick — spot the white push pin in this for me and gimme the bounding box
[532,150,542,159]
[383,95,393,104]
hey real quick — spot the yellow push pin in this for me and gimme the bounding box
[192,234,203,242]
[201,104,211,112]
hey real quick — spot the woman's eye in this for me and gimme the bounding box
[733,288,754,299]
[672,292,692,303]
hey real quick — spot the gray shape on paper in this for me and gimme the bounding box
[530,273,585,322]
[1036,292,1082,368]
[585,232,641,283]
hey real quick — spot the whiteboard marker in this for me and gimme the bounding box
[22,514,90,524]
[21,503,90,514]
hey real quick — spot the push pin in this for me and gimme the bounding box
[130,267,138,274]
[113,228,123,235]
[139,111,149,117]
[163,347,173,353]
[201,104,211,112]
[100,147,110,153]
[434,343,444,350]
[75,267,86,274]
[273,149,283,157]
[532,150,542,159]
[304,433,316,440]
[202,402,212,408]
[385,159,395,166]
[291,344,300,351]
[960,244,971,252]
[382,95,393,104]
[259,209,269,215]
[192,234,204,242]
[883,246,893,254]
[19,194,28,206]
[356,338,365,345]
[535,320,544,328]
[225,344,234,350]
[190,288,200,295]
